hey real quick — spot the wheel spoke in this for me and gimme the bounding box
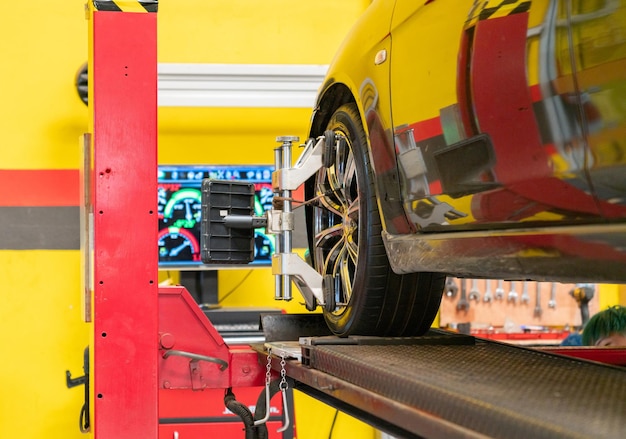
[324,235,347,277]
[335,136,349,182]
[335,138,354,210]
[346,196,360,222]
[342,152,357,202]
[314,222,343,248]
[345,234,359,266]
[327,241,353,306]
[326,168,346,211]
[338,250,353,304]
[316,181,342,216]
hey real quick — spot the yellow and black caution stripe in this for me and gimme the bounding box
[467,0,531,26]
[93,0,158,13]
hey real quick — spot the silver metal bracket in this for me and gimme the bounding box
[273,135,325,191]
[272,253,323,310]
[270,135,326,308]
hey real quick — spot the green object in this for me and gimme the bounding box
[582,305,626,346]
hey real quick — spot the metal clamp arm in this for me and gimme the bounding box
[272,253,324,308]
[162,349,228,371]
[272,136,325,191]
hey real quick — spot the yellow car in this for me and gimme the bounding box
[304,0,626,336]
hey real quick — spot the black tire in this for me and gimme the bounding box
[306,103,445,337]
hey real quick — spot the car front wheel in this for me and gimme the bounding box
[307,103,445,337]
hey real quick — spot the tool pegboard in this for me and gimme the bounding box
[439,279,599,336]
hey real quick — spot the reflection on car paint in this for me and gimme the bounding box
[390,0,626,230]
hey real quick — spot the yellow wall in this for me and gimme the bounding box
[598,284,626,310]
[0,251,87,437]
[0,1,372,438]
[1,3,86,169]
[1,3,88,438]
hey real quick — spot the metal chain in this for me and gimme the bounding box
[265,347,273,387]
[254,347,274,427]
[279,353,288,391]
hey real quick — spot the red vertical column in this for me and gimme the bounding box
[89,2,158,437]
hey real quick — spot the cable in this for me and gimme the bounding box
[273,193,325,210]
[224,388,256,439]
[218,270,253,304]
[327,409,339,439]
[79,404,89,433]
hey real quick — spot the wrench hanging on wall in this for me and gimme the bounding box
[521,281,530,304]
[445,277,458,298]
[495,280,505,301]
[548,282,557,309]
[469,279,481,302]
[483,280,493,303]
[508,281,518,303]
[534,283,543,318]
[457,279,470,312]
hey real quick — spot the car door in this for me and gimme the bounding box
[389,0,603,231]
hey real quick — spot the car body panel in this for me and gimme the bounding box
[571,1,626,214]
[382,222,626,282]
[389,0,618,231]
[309,0,626,283]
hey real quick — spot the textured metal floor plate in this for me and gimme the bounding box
[304,339,625,439]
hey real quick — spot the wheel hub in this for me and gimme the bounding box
[343,216,356,235]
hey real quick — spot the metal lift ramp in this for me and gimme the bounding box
[259,319,625,439]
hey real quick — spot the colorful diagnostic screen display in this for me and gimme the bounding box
[158,165,275,269]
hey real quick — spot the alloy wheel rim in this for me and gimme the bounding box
[313,133,360,315]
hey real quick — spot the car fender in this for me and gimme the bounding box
[309,0,414,234]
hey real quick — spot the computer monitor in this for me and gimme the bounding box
[157,164,275,270]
